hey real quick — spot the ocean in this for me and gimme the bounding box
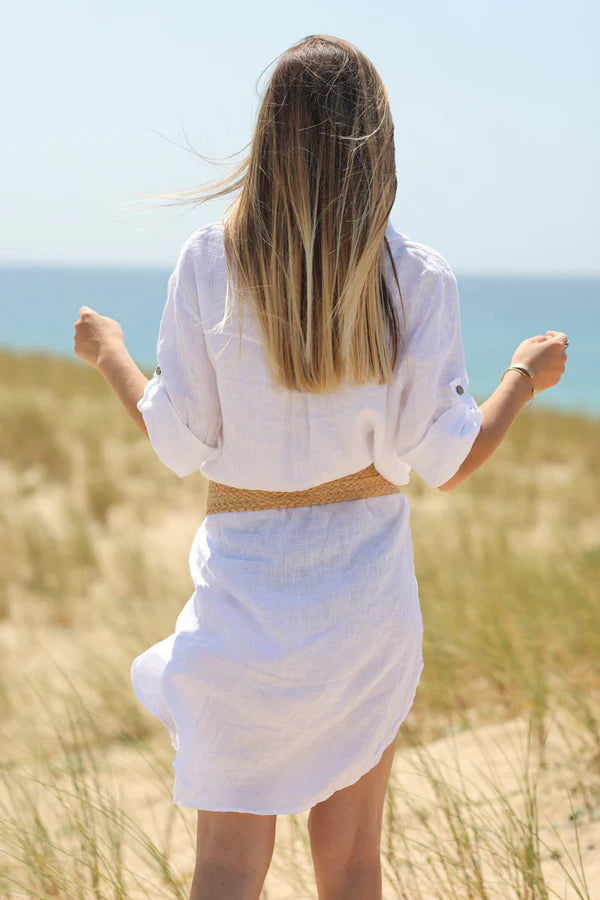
[0,265,597,416]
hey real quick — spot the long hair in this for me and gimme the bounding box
[158,34,405,393]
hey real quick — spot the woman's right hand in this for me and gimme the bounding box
[440,330,568,491]
[510,330,568,394]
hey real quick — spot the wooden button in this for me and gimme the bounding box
[456,384,464,395]
[155,366,161,375]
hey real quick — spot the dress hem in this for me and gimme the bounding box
[171,656,425,816]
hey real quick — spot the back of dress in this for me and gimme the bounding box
[130,217,483,815]
[138,218,481,491]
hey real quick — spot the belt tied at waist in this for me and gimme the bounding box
[205,463,402,515]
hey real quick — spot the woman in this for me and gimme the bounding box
[73,34,567,900]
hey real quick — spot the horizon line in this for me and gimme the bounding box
[0,259,599,280]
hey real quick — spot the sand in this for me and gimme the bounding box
[261,709,600,899]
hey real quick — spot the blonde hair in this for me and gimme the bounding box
[158,34,405,393]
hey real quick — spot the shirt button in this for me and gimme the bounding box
[456,384,464,395]
[155,366,161,374]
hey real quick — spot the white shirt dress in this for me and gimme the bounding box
[130,219,483,815]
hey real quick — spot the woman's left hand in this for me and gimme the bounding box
[73,306,125,369]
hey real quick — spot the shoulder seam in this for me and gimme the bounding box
[387,231,454,279]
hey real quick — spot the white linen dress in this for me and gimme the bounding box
[130,219,483,815]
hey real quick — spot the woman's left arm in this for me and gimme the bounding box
[73,305,149,435]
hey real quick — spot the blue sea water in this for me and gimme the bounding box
[0,265,598,416]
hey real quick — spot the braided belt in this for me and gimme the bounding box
[205,463,402,515]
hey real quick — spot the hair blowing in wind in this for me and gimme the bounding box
[159,34,405,393]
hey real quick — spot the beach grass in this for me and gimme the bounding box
[0,347,598,898]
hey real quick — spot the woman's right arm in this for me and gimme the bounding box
[438,331,568,492]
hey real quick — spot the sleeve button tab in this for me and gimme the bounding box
[456,384,464,395]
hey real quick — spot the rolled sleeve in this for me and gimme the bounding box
[139,231,223,478]
[400,375,482,488]
[137,372,219,478]
[395,264,482,488]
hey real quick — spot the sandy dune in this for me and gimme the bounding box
[261,710,600,898]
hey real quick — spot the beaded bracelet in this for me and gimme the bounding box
[500,363,535,407]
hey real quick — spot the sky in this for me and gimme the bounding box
[2,0,599,274]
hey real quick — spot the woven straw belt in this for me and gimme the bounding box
[205,463,402,515]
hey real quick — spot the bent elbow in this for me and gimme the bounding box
[438,468,467,492]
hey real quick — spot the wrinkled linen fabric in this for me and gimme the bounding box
[130,219,482,814]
